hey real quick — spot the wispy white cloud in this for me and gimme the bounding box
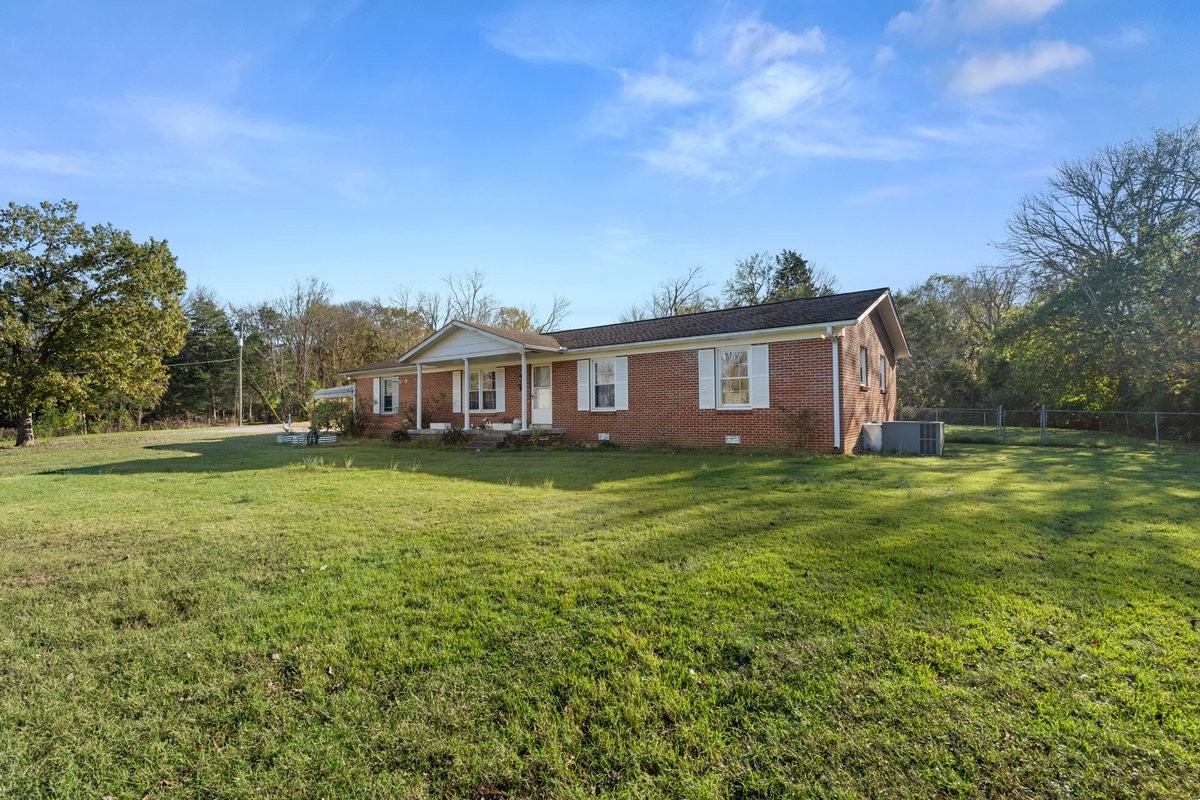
[958,0,1065,27]
[846,183,912,206]
[0,147,114,179]
[0,93,340,191]
[726,17,825,65]
[734,63,845,121]
[888,0,1064,36]
[1096,24,1150,50]
[911,113,1048,149]
[0,143,263,189]
[640,123,735,183]
[483,3,639,66]
[118,94,296,149]
[490,7,1054,183]
[618,70,700,106]
[949,40,1091,95]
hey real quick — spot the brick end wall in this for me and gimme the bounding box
[838,310,898,453]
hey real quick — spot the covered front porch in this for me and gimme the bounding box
[401,320,562,434]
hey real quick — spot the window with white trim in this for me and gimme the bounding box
[879,355,887,392]
[381,377,397,413]
[718,347,750,408]
[593,358,616,409]
[859,347,869,387]
[468,369,498,412]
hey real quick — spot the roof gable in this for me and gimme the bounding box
[397,320,560,365]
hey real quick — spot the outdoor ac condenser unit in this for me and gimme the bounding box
[861,422,883,453]
[881,421,944,456]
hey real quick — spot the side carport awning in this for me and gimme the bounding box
[312,385,357,401]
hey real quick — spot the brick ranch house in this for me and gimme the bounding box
[340,288,909,453]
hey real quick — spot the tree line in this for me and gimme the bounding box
[2,121,1196,444]
[898,122,1198,414]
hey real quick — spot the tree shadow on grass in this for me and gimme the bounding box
[42,432,829,491]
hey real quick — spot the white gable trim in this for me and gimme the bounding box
[398,320,558,365]
[856,292,910,359]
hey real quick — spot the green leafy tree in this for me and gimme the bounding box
[158,287,239,420]
[895,267,1023,408]
[0,200,187,445]
[1002,122,1200,410]
[723,249,839,307]
[767,249,838,301]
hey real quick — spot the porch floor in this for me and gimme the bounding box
[408,427,565,450]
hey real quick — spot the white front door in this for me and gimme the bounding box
[531,364,552,426]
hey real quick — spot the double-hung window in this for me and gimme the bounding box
[879,355,887,392]
[593,358,616,409]
[698,345,769,410]
[859,347,869,387]
[718,348,750,408]
[469,369,498,412]
[381,377,397,413]
[576,357,628,411]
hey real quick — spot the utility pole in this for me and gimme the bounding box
[237,324,244,426]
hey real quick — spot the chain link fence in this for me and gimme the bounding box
[898,406,1200,453]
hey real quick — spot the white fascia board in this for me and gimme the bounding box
[856,292,911,359]
[340,365,415,378]
[340,363,402,378]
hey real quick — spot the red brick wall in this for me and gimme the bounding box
[354,367,527,435]
[552,339,837,450]
[354,372,455,436]
[351,319,900,453]
[838,310,898,452]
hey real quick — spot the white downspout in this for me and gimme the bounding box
[462,358,470,429]
[415,363,423,431]
[520,350,528,431]
[829,326,842,452]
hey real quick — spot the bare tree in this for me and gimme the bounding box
[444,270,498,325]
[537,294,572,332]
[723,252,773,306]
[620,266,717,321]
[1002,121,1200,408]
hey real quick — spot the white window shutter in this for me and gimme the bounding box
[495,367,505,412]
[698,349,715,409]
[391,376,400,412]
[576,359,591,411]
[750,344,770,409]
[452,370,462,413]
[372,377,381,413]
[614,356,629,411]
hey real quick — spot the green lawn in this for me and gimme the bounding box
[2,430,1198,798]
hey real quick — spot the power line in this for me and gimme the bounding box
[164,357,240,369]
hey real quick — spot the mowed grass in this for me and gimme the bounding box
[1,431,1198,799]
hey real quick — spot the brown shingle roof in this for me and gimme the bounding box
[546,288,889,349]
[348,357,402,373]
[342,288,894,374]
[460,320,561,350]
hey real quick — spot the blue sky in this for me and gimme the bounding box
[2,0,1196,327]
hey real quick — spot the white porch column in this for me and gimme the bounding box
[829,326,842,452]
[415,363,423,431]
[462,358,470,429]
[520,350,528,431]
